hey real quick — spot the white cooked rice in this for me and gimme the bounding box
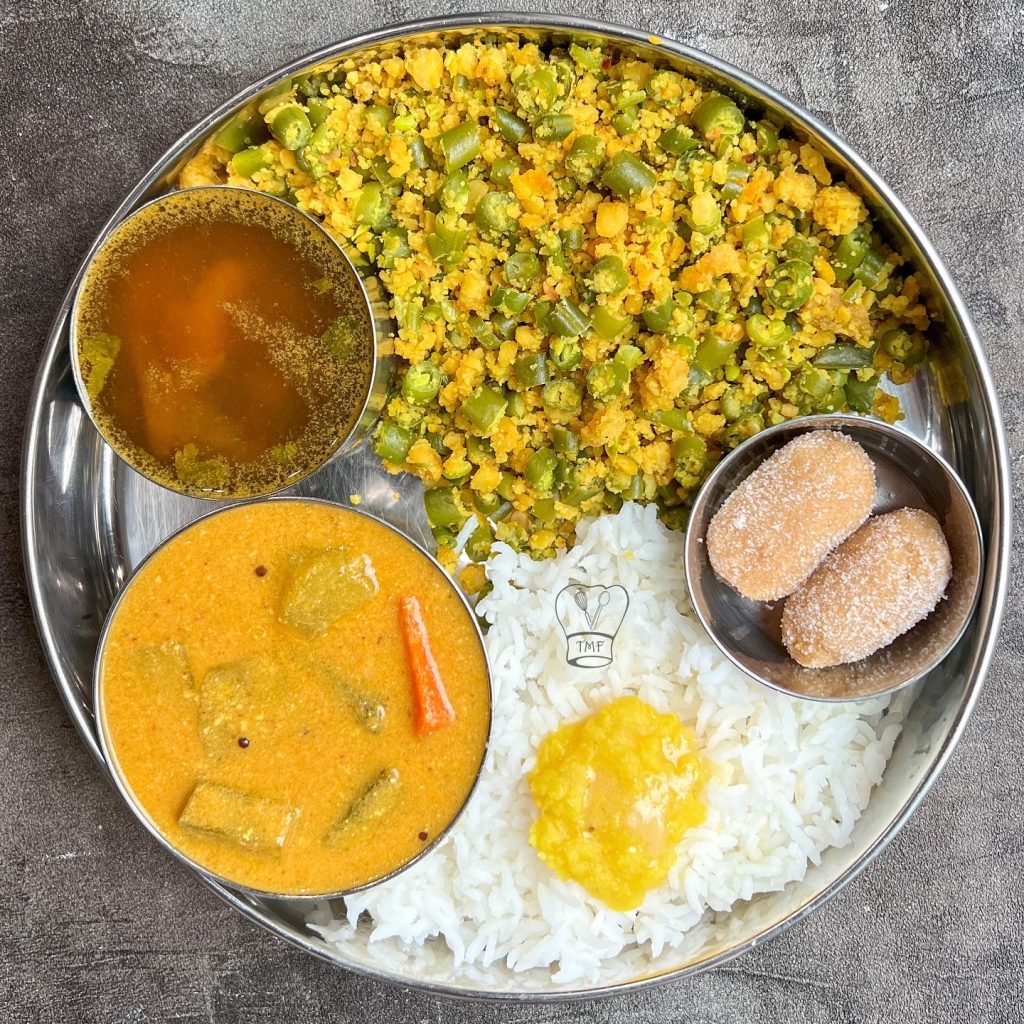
[308,502,908,983]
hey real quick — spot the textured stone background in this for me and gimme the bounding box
[2,1,1022,1021]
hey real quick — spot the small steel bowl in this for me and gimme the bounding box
[69,185,393,500]
[93,496,492,901]
[685,414,984,701]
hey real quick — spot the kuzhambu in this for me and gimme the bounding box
[96,499,490,896]
[73,187,375,497]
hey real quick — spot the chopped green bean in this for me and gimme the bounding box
[602,151,656,196]
[372,420,414,463]
[505,251,541,289]
[542,378,583,412]
[424,487,467,529]
[814,343,875,369]
[525,448,558,492]
[692,95,745,139]
[590,254,630,294]
[493,106,529,145]
[535,113,575,141]
[461,385,507,434]
[766,259,814,310]
[547,297,592,337]
[514,352,549,388]
[268,105,312,150]
[402,362,443,404]
[586,361,629,401]
[438,121,480,171]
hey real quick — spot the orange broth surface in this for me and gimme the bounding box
[99,500,491,895]
[74,188,374,497]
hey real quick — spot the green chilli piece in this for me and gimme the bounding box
[532,497,559,524]
[692,95,745,139]
[372,420,414,463]
[552,425,579,456]
[586,361,629,401]
[766,259,814,310]
[831,228,869,282]
[642,297,675,333]
[569,43,604,70]
[511,66,561,118]
[590,255,629,295]
[402,362,443,404]
[743,217,770,251]
[408,136,432,169]
[379,228,411,269]
[612,109,638,137]
[560,225,585,251]
[854,249,888,290]
[468,315,501,351]
[439,170,470,212]
[465,522,495,562]
[461,385,507,435]
[755,120,779,155]
[785,235,818,264]
[647,407,689,431]
[845,375,878,413]
[613,344,643,371]
[438,121,480,171]
[426,212,468,265]
[490,285,531,314]
[490,156,519,187]
[672,434,708,480]
[602,151,656,197]
[354,182,390,229]
[230,143,273,178]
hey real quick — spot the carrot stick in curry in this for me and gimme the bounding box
[398,595,456,735]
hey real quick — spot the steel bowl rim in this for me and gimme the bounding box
[67,184,383,501]
[683,412,985,703]
[91,494,494,902]
[20,10,1013,1003]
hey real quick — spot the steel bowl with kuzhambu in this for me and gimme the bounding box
[70,186,382,498]
[94,499,492,897]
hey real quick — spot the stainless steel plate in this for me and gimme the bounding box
[21,13,1012,1002]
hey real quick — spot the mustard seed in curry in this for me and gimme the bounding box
[97,500,490,896]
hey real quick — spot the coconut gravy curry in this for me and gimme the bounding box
[98,500,490,895]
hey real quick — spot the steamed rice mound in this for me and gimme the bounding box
[308,504,908,983]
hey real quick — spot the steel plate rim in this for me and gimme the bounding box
[21,10,1013,1003]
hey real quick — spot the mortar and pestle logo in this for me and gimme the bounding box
[555,583,629,668]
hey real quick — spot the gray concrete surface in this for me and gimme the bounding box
[2,1,1022,1021]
